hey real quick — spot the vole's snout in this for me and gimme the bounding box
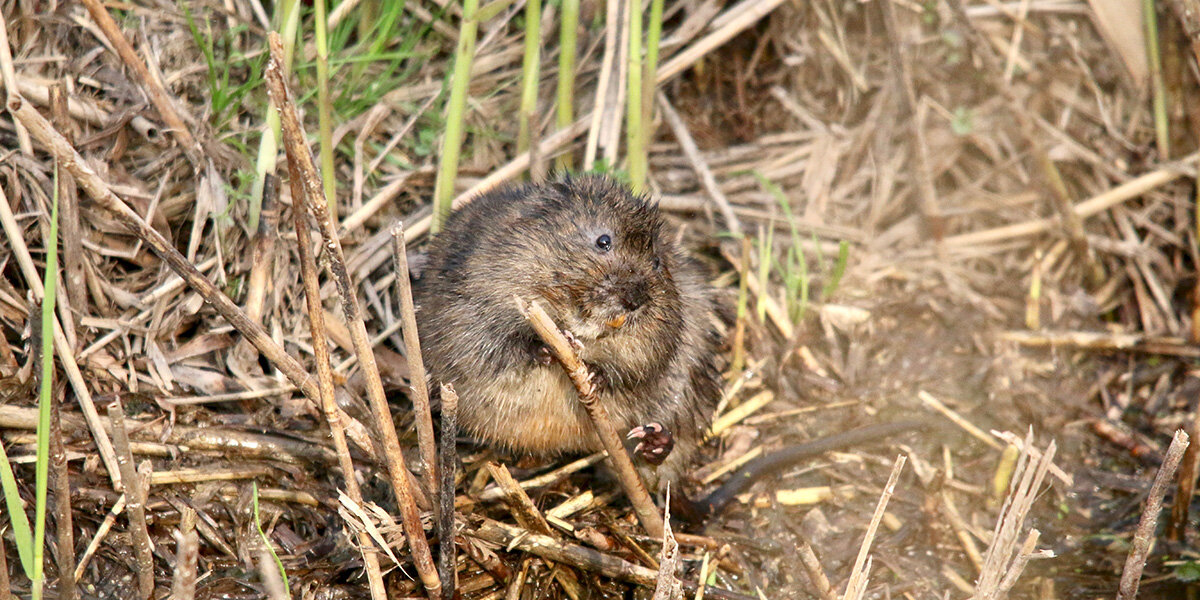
[621,279,650,311]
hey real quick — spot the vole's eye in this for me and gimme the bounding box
[651,256,663,271]
[595,234,613,252]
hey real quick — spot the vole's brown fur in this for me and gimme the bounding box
[414,175,722,486]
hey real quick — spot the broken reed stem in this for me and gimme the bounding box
[844,454,906,600]
[0,8,31,155]
[169,521,199,600]
[49,388,76,600]
[264,32,441,598]
[392,223,438,494]
[1169,407,1200,541]
[106,397,154,600]
[519,300,665,538]
[6,94,325,410]
[290,172,388,600]
[74,494,125,580]
[796,539,835,600]
[48,83,86,334]
[78,0,198,158]
[651,494,681,600]
[1117,429,1189,600]
[487,462,554,535]
[438,384,459,600]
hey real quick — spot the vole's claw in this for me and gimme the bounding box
[562,329,585,353]
[626,422,674,465]
[536,345,554,366]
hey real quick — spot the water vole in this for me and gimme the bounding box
[413,175,722,486]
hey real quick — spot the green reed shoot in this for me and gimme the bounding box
[555,0,579,171]
[517,0,542,161]
[433,0,482,233]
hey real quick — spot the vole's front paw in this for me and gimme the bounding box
[535,345,554,366]
[626,422,675,466]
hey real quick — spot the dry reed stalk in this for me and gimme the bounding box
[438,384,459,600]
[289,169,388,600]
[107,397,154,599]
[476,453,606,502]
[796,539,835,600]
[392,222,438,493]
[264,32,441,598]
[1169,406,1200,540]
[584,0,621,169]
[655,92,741,235]
[842,455,905,600]
[169,509,199,600]
[0,535,9,600]
[519,299,665,538]
[78,0,198,157]
[651,495,681,600]
[73,495,125,580]
[48,386,76,600]
[487,462,554,535]
[14,77,160,141]
[1116,429,1189,600]
[48,83,86,343]
[0,171,121,488]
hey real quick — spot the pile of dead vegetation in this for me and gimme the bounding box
[1,0,1199,598]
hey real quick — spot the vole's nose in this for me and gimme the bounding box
[621,277,651,311]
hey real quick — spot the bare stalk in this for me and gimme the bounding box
[392,223,438,493]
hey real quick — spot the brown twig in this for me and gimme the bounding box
[487,462,554,535]
[264,32,441,598]
[289,166,388,600]
[843,454,906,600]
[651,493,681,600]
[107,397,154,600]
[392,221,438,493]
[169,509,199,600]
[796,538,835,600]
[518,299,665,538]
[48,82,86,344]
[1169,404,1200,540]
[0,8,31,155]
[79,0,199,158]
[438,383,459,600]
[1117,429,1190,600]
[49,385,76,600]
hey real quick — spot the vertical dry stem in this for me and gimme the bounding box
[392,223,438,493]
[107,397,154,599]
[49,387,76,600]
[264,32,441,598]
[438,384,460,600]
[1117,429,1189,600]
[290,170,388,600]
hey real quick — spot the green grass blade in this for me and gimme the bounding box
[625,0,644,191]
[433,0,481,233]
[30,167,60,600]
[253,483,290,596]
[517,0,542,160]
[315,0,336,215]
[249,0,301,231]
[555,0,579,171]
[0,440,33,577]
[822,240,850,300]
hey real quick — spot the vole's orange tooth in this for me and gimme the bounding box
[606,313,627,329]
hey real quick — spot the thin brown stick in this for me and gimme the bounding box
[107,397,154,599]
[78,0,199,157]
[1169,406,1200,541]
[518,299,665,538]
[392,222,438,493]
[264,32,440,598]
[169,509,199,600]
[49,385,77,600]
[290,167,388,600]
[843,455,906,600]
[487,462,554,535]
[0,532,10,600]
[438,383,459,600]
[655,92,741,235]
[1117,429,1190,600]
[651,495,681,600]
[48,83,86,343]
[796,539,835,600]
